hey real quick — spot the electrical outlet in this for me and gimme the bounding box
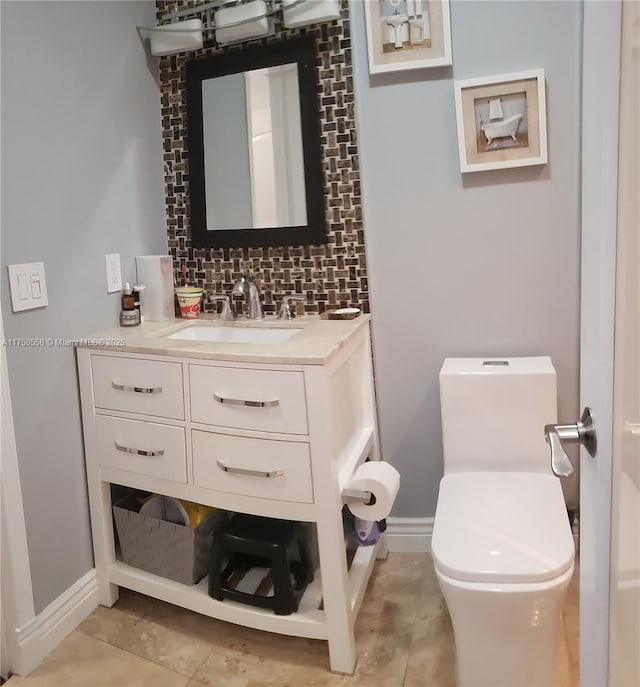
[105,254,122,293]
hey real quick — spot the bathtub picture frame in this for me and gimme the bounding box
[454,70,548,173]
[364,0,452,74]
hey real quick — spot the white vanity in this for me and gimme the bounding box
[77,314,382,674]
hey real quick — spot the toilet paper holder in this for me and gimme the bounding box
[342,488,374,505]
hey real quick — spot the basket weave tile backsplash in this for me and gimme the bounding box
[157,0,369,315]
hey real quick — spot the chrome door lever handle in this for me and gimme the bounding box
[544,407,597,478]
[545,430,576,478]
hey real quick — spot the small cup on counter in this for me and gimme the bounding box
[175,287,204,319]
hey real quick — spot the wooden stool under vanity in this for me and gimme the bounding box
[208,514,313,615]
[76,314,383,674]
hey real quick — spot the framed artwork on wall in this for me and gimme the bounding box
[364,0,452,73]
[454,69,548,173]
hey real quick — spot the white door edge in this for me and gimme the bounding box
[579,2,622,685]
[1,309,37,676]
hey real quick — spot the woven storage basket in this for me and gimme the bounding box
[113,494,227,585]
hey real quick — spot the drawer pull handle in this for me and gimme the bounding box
[216,460,284,479]
[112,382,163,395]
[213,393,279,408]
[114,441,165,458]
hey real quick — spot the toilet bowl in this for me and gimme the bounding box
[433,357,575,687]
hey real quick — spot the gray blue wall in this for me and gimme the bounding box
[1,0,167,613]
[1,0,583,613]
[351,0,582,516]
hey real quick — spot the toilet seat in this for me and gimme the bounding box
[432,472,575,584]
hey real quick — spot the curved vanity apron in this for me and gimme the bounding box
[432,471,575,584]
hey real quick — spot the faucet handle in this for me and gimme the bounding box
[210,295,233,320]
[277,295,305,320]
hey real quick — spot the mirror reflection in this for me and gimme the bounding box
[186,37,326,249]
[203,64,307,231]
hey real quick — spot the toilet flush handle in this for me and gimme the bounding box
[544,407,597,478]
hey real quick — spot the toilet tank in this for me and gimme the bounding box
[439,357,557,474]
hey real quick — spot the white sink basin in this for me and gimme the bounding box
[165,325,302,345]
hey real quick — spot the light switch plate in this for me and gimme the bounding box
[8,262,48,312]
[105,253,122,293]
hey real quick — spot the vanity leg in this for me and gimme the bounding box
[376,532,389,560]
[77,350,119,607]
[361,334,381,464]
[92,481,119,606]
[316,512,357,675]
[99,581,119,607]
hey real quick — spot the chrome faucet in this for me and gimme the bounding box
[231,275,263,319]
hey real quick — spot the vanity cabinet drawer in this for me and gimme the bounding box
[92,356,184,419]
[192,430,313,503]
[189,365,308,435]
[96,415,187,483]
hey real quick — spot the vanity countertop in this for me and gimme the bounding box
[79,313,370,365]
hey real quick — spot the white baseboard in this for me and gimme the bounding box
[11,570,99,676]
[385,517,433,553]
[385,516,579,557]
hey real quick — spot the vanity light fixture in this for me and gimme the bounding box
[214,0,272,46]
[148,18,204,57]
[139,0,341,56]
[281,0,340,29]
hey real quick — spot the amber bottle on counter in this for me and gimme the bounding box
[121,282,135,310]
[120,282,140,326]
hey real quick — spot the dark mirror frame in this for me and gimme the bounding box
[186,37,326,249]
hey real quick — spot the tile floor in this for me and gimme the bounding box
[5,554,579,687]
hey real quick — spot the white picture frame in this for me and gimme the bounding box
[364,0,452,74]
[453,69,548,173]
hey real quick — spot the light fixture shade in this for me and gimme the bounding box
[214,0,270,45]
[282,0,340,29]
[149,18,203,56]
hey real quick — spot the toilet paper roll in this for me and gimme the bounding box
[345,461,400,521]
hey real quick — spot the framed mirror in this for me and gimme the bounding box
[186,37,326,249]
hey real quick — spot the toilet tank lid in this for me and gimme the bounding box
[440,356,555,376]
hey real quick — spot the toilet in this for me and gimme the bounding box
[432,357,575,687]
